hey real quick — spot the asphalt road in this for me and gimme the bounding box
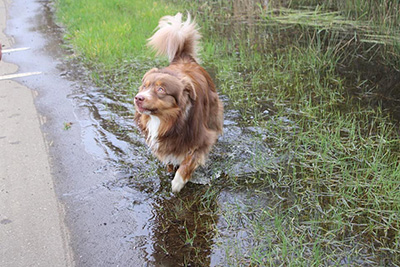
[0,0,73,266]
[0,0,151,266]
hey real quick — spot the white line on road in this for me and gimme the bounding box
[2,47,31,53]
[0,72,42,80]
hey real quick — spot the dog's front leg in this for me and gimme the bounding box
[167,164,177,173]
[171,151,199,193]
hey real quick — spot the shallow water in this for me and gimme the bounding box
[65,62,279,265]
[38,0,400,265]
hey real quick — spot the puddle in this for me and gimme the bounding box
[33,0,400,265]
[189,0,400,119]
[65,64,278,265]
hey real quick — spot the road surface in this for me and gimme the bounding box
[0,0,148,266]
[0,0,73,266]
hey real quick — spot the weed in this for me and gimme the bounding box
[63,121,72,130]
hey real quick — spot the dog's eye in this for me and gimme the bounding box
[157,87,166,93]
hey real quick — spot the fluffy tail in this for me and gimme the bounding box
[148,13,201,63]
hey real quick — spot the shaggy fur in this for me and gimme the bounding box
[134,13,223,192]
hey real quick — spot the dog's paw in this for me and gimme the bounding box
[171,171,186,193]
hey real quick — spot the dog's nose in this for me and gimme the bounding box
[135,94,145,102]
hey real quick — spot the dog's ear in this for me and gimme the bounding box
[181,77,196,101]
[142,68,159,83]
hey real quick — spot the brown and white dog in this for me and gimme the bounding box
[134,13,223,192]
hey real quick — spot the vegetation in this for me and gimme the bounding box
[55,0,400,265]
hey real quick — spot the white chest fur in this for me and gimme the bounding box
[146,115,160,150]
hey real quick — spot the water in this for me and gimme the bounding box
[38,0,400,265]
[66,12,399,267]
[65,64,277,265]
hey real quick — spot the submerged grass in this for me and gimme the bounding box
[55,0,400,265]
[184,0,400,265]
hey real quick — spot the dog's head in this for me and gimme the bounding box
[135,68,196,117]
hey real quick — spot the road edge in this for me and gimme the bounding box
[0,0,74,266]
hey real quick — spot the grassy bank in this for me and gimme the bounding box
[56,0,177,63]
[55,0,176,90]
[55,0,400,265]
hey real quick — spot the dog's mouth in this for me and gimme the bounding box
[135,103,157,115]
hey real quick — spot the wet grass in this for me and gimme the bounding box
[150,184,220,266]
[183,0,400,265]
[55,0,400,265]
[55,0,176,64]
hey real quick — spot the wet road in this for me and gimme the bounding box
[2,0,148,265]
[0,0,72,266]
[0,0,72,264]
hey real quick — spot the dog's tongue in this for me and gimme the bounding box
[135,103,153,114]
[135,102,145,112]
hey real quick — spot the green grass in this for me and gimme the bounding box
[56,0,177,64]
[55,0,400,265]
[180,0,400,265]
[55,0,174,93]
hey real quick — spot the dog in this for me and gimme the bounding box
[134,13,223,193]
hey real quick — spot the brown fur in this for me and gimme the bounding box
[134,13,223,192]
